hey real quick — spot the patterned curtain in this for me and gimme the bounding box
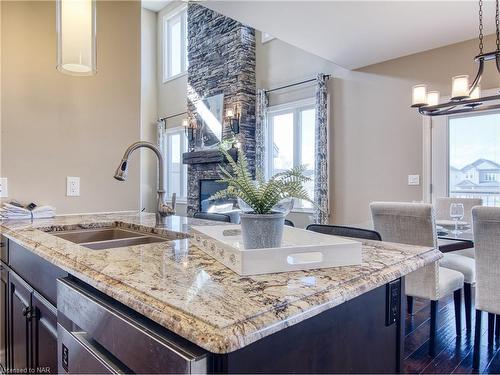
[314,74,330,224]
[255,89,269,179]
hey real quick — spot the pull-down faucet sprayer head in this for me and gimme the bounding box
[114,159,129,181]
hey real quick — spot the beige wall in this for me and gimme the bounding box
[141,8,158,212]
[1,1,141,214]
[257,32,500,226]
[347,34,499,225]
[157,2,187,126]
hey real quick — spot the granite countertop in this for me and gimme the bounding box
[0,212,441,354]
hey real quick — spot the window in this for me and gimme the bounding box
[447,112,500,206]
[164,128,188,201]
[267,99,316,209]
[163,6,188,81]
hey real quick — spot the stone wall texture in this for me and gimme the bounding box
[186,3,256,215]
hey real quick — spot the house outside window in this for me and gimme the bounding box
[448,111,500,206]
[266,99,316,210]
[163,127,188,201]
[163,6,188,82]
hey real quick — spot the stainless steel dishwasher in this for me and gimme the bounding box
[57,277,209,374]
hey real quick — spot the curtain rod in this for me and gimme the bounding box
[159,111,187,122]
[265,74,331,94]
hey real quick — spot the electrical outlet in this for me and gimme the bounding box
[408,175,420,186]
[66,177,80,197]
[0,178,8,198]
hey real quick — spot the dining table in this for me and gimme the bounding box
[436,220,474,253]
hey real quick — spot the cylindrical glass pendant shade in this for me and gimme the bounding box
[56,0,96,76]
[411,85,428,107]
[451,75,469,100]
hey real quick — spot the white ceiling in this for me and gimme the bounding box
[142,0,172,12]
[202,1,498,70]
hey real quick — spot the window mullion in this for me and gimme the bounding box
[181,11,186,72]
[267,115,274,180]
[166,134,172,197]
[181,131,187,198]
[167,20,172,79]
[185,10,188,71]
[294,109,301,168]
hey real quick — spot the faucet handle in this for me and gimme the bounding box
[171,193,176,210]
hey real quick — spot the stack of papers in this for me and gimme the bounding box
[0,203,55,220]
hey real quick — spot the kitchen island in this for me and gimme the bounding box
[0,212,441,373]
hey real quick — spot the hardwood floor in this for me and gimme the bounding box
[404,293,500,374]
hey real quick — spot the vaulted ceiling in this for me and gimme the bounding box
[202,1,498,70]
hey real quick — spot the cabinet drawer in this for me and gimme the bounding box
[0,236,8,264]
[57,278,208,374]
[9,241,67,306]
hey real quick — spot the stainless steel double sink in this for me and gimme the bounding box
[51,227,181,250]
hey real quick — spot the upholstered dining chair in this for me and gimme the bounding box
[306,224,382,241]
[193,212,231,222]
[370,202,465,356]
[472,207,500,369]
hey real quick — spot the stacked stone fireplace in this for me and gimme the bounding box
[183,4,256,215]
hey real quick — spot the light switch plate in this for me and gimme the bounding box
[66,177,80,197]
[408,175,420,186]
[0,178,8,198]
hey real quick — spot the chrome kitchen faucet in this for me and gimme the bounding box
[114,141,176,226]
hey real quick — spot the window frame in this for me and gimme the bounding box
[266,98,316,211]
[164,126,188,202]
[261,32,275,44]
[162,5,188,83]
[424,92,500,206]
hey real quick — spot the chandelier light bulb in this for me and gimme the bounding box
[427,91,440,106]
[182,118,189,128]
[411,85,428,107]
[451,75,470,100]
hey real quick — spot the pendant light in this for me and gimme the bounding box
[56,0,96,76]
[412,0,500,116]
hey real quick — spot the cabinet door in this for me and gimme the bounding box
[9,271,32,373]
[0,264,8,372]
[31,292,57,374]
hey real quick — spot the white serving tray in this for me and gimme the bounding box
[190,225,362,275]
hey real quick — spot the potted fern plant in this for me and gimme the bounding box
[211,146,313,249]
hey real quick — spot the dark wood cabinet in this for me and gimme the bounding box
[6,270,58,375]
[9,271,32,373]
[31,292,58,373]
[0,237,63,375]
[0,264,9,372]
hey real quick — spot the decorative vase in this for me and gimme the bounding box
[239,211,286,249]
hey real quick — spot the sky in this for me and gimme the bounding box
[449,112,500,170]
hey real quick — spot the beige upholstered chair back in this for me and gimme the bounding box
[370,202,440,300]
[370,202,438,248]
[472,206,500,315]
[435,197,483,224]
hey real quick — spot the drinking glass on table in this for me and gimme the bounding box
[450,203,465,235]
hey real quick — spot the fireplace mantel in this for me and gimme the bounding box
[182,148,238,165]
